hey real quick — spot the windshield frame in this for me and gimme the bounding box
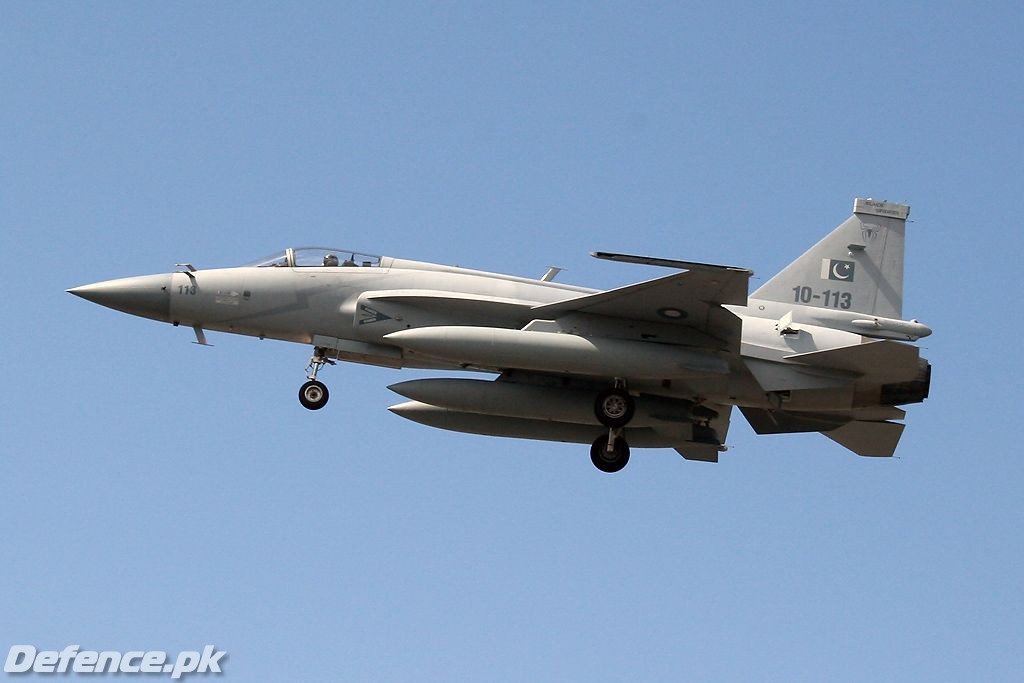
[243,247,384,269]
[291,247,382,269]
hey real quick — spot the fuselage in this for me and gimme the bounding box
[70,248,930,415]
[69,198,933,467]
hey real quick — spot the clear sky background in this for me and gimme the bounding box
[2,2,1022,681]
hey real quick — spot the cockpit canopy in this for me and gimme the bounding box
[244,247,382,269]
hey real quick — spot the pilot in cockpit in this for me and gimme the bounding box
[341,255,357,267]
[323,253,339,267]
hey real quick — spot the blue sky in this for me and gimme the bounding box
[2,2,1022,680]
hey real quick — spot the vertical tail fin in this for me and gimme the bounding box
[751,198,910,319]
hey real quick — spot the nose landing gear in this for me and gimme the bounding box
[299,380,329,410]
[299,347,334,410]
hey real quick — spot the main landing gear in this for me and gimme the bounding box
[590,431,630,473]
[299,347,334,410]
[591,379,635,473]
[594,386,635,428]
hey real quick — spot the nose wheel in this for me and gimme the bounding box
[299,347,334,411]
[299,380,329,410]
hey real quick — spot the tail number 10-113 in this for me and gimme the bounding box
[792,286,851,309]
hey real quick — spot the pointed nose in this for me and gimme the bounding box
[68,273,172,322]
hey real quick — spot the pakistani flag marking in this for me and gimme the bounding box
[821,258,855,282]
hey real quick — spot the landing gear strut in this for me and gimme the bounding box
[299,347,334,411]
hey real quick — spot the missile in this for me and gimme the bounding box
[850,317,933,341]
[388,377,711,428]
[388,400,692,448]
[383,326,728,378]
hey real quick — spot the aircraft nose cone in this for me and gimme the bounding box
[68,273,172,322]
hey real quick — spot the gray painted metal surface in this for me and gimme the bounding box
[68,199,932,471]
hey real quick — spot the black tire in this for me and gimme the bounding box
[594,388,635,428]
[299,380,329,410]
[590,433,630,473]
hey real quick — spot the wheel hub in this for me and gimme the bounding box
[601,395,628,419]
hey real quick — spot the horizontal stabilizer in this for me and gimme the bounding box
[740,407,848,434]
[823,420,905,457]
[785,340,920,383]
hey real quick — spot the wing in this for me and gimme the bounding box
[530,253,752,352]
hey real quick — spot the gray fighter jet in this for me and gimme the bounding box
[69,198,931,472]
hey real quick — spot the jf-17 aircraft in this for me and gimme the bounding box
[69,198,931,472]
